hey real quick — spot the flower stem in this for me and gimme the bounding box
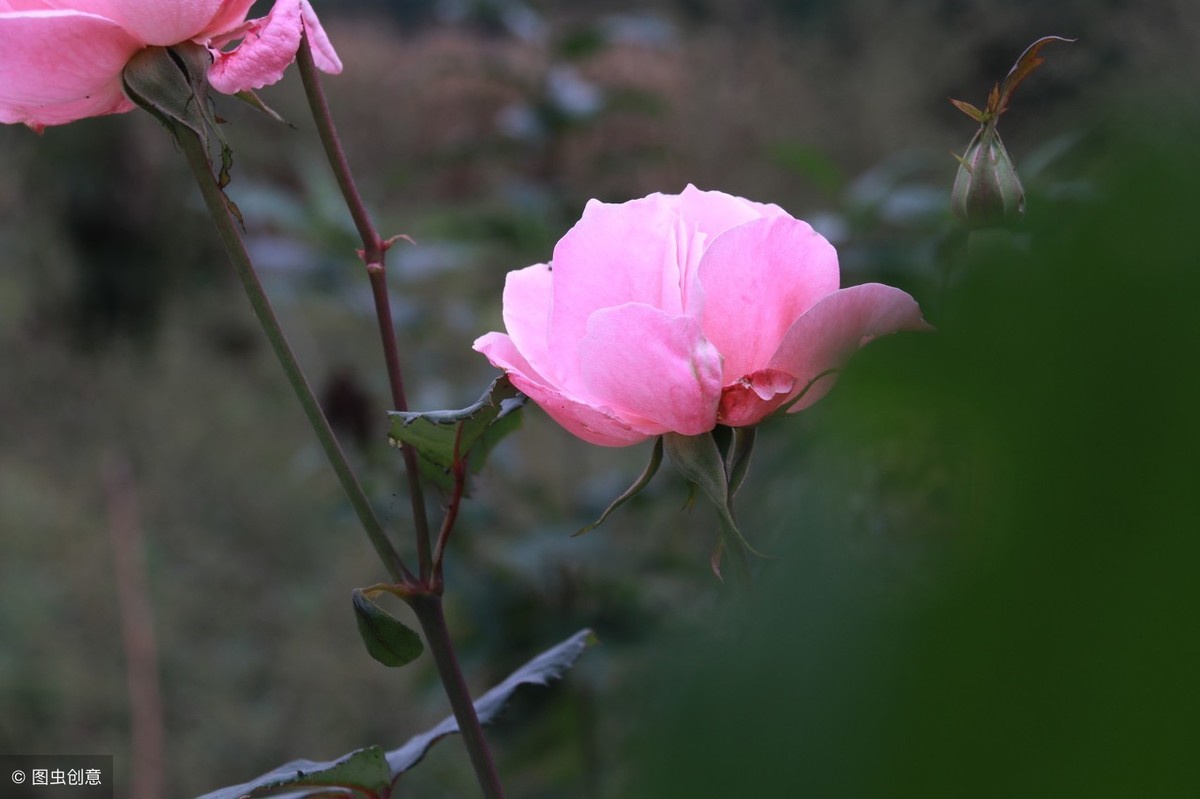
[174,123,410,585]
[294,32,509,799]
[409,593,509,799]
[295,32,434,582]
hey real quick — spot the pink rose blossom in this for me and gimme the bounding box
[0,0,341,131]
[474,185,930,447]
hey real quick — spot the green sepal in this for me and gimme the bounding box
[574,436,664,536]
[725,425,757,499]
[949,97,987,124]
[121,43,213,137]
[386,375,526,492]
[663,431,765,558]
[352,588,424,668]
[233,89,293,126]
[122,43,242,223]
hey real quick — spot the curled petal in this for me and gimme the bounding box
[578,303,724,437]
[474,332,651,447]
[207,0,299,93]
[769,283,931,413]
[0,10,140,128]
[717,368,796,428]
[299,0,341,74]
[699,215,840,383]
[207,0,339,94]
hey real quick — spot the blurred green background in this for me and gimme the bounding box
[2,0,1197,796]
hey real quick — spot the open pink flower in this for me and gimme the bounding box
[0,0,341,131]
[474,185,930,447]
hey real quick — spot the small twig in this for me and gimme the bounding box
[102,452,164,799]
[431,426,469,589]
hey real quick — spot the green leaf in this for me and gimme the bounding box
[195,745,390,799]
[387,628,597,775]
[198,631,595,796]
[386,375,525,491]
[352,588,424,668]
[574,437,663,536]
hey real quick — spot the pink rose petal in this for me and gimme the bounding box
[474,187,929,447]
[299,0,340,74]
[105,0,230,44]
[2,0,338,128]
[717,368,796,427]
[207,0,302,94]
[578,303,724,437]
[195,0,257,41]
[698,215,840,383]
[498,263,554,381]
[0,10,140,128]
[678,183,786,240]
[548,193,683,385]
[768,282,932,413]
[474,331,651,446]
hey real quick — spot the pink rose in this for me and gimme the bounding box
[474,185,930,447]
[0,0,341,131]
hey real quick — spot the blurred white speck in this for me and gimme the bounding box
[547,66,603,119]
[808,212,850,246]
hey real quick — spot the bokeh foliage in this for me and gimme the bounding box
[622,111,1200,797]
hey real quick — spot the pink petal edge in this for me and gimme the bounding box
[499,263,554,383]
[698,214,840,383]
[769,282,931,414]
[473,332,651,447]
[300,0,341,74]
[207,0,341,94]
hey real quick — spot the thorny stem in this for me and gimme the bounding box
[294,31,507,799]
[174,123,410,585]
[295,32,434,582]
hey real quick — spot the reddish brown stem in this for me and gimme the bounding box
[296,33,433,580]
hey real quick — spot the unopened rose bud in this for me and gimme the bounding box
[951,123,1025,226]
[949,35,1074,229]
